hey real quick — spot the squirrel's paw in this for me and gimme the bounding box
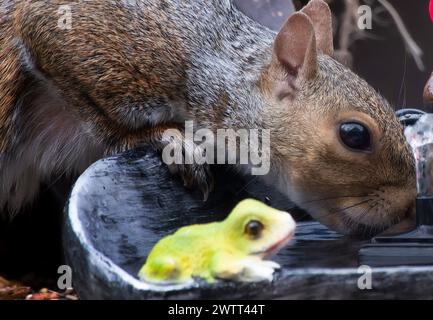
[168,162,214,201]
[155,126,214,200]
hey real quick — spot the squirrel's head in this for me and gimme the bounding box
[260,0,416,236]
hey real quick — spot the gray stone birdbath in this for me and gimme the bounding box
[64,148,433,299]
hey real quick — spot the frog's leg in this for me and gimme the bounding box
[211,254,280,282]
[210,252,246,281]
[140,256,190,284]
[237,258,280,282]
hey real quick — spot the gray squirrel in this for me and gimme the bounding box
[0,0,415,235]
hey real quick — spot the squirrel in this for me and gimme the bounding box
[0,0,415,235]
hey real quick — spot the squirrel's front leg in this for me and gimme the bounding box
[146,125,214,201]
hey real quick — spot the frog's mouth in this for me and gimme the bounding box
[261,230,295,257]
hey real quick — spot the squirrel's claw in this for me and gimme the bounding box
[154,126,214,201]
[200,165,214,201]
[168,162,214,202]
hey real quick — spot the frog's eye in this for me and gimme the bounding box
[245,220,264,240]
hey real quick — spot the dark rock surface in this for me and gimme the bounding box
[64,148,433,299]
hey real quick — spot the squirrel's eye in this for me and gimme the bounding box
[339,122,371,151]
[245,220,264,239]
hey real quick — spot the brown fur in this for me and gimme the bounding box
[0,0,416,235]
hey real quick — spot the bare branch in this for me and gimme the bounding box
[377,0,424,71]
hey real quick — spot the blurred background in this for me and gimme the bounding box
[235,0,433,109]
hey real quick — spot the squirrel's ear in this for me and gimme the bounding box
[274,12,317,80]
[301,0,334,56]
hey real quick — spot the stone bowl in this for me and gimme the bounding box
[64,148,433,299]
